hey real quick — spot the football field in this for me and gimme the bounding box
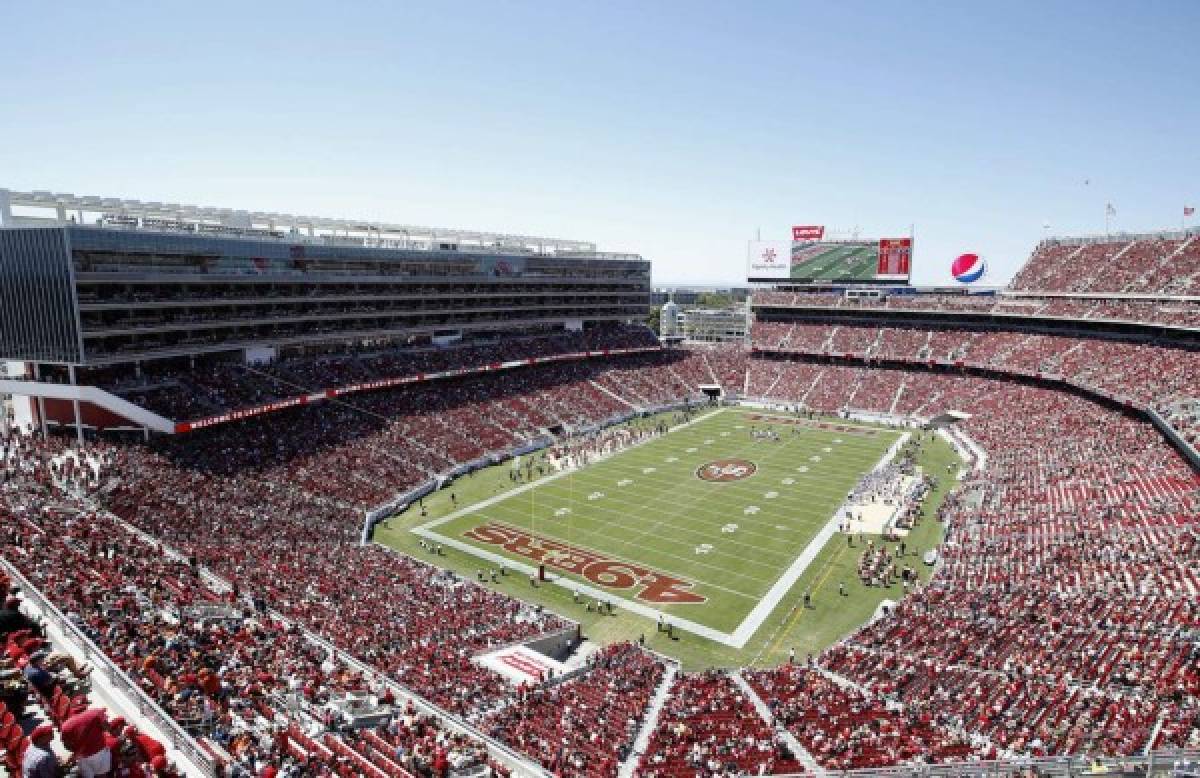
[791,244,879,280]
[413,408,904,645]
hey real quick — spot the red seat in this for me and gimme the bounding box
[3,735,27,774]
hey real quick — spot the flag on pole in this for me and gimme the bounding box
[1186,206,1195,217]
[1106,203,1117,217]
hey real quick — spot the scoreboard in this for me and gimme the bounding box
[877,238,912,279]
[747,230,914,284]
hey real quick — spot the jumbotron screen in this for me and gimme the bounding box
[747,237,912,283]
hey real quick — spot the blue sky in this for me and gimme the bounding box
[1,1,1197,285]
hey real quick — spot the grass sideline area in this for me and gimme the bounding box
[374,408,961,671]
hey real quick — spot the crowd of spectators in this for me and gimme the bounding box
[481,643,664,777]
[1,424,557,777]
[0,517,182,778]
[4,298,1200,774]
[750,321,1200,421]
[637,671,800,777]
[744,368,1200,758]
[1011,236,1200,295]
[81,325,662,420]
[745,665,983,770]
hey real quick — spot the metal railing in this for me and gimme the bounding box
[787,749,1200,777]
[261,609,552,777]
[0,559,220,777]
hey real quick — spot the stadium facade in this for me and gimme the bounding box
[0,188,651,436]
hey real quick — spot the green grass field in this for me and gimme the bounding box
[791,243,879,280]
[419,409,898,635]
[375,408,961,670]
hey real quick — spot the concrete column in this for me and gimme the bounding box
[31,364,47,439]
[68,365,83,444]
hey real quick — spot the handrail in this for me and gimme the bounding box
[751,299,1200,334]
[778,748,1200,777]
[0,559,220,777]
[274,615,552,778]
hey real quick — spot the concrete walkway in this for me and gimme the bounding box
[619,662,679,778]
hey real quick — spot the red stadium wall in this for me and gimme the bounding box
[42,398,139,430]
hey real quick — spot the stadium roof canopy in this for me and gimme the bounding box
[0,187,596,255]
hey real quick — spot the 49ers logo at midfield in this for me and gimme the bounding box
[696,458,757,482]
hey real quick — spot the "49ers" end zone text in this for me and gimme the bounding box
[463,521,707,605]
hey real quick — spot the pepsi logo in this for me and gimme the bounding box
[952,253,986,283]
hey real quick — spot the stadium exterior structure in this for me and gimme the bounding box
[0,188,651,437]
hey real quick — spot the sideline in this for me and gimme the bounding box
[412,408,918,649]
[728,431,911,647]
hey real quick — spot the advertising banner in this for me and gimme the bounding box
[746,241,793,279]
[791,225,825,241]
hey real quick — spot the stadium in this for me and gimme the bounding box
[5,6,1200,777]
[0,182,1197,778]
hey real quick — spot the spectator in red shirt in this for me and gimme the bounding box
[61,708,112,778]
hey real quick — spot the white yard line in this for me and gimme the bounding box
[421,417,889,554]
[584,424,860,578]
[461,420,894,588]
[464,516,768,599]
[413,407,724,532]
[410,524,740,645]
[483,492,818,559]
[478,507,782,590]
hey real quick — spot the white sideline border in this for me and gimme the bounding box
[408,407,913,649]
[729,429,910,646]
